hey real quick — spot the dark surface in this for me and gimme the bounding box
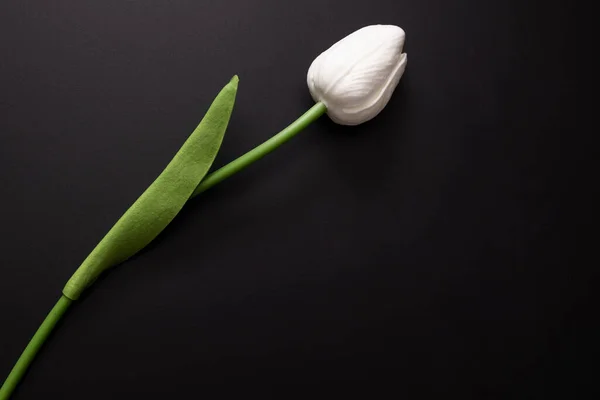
[0,0,589,398]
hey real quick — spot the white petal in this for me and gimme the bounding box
[307,25,407,125]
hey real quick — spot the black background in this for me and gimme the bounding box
[0,0,590,398]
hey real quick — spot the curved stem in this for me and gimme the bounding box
[0,295,72,400]
[192,102,327,197]
[0,102,327,399]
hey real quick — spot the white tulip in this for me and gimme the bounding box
[307,24,407,126]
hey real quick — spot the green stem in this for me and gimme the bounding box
[0,102,327,399]
[192,101,327,197]
[0,295,72,400]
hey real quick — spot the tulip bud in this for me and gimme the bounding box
[307,24,407,126]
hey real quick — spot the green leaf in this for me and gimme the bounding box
[62,75,239,300]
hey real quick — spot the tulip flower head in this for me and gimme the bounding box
[307,24,407,125]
